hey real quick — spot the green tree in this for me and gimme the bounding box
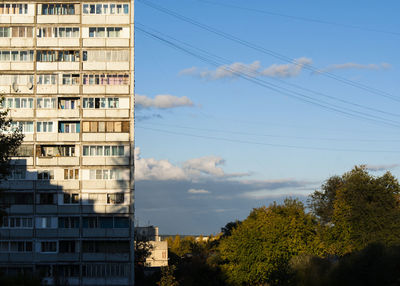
[219,199,320,286]
[158,266,179,286]
[310,166,400,255]
[0,101,24,178]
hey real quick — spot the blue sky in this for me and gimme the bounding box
[134,0,400,234]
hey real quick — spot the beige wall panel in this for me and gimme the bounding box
[0,63,11,70]
[82,15,106,24]
[36,109,58,118]
[58,38,80,47]
[105,133,129,142]
[23,134,34,142]
[83,62,106,71]
[83,38,105,47]
[105,157,129,166]
[106,38,129,47]
[106,85,129,94]
[82,157,106,166]
[36,157,58,166]
[83,109,105,118]
[10,109,34,118]
[11,62,34,70]
[82,133,106,141]
[82,180,106,189]
[36,133,58,141]
[58,85,80,94]
[58,109,80,118]
[106,15,129,24]
[0,39,10,47]
[0,16,11,24]
[58,62,79,71]
[37,15,58,23]
[11,16,34,24]
[37,85,57,94]
[58,180,80,190]
[10,38,34,47]
[57,133,80,142]
[37,38,58,47]
[37,62,57,70]
[83,85,106,94]
[57,157,79,166]
[105,109,129,118]
[107,62,129,71]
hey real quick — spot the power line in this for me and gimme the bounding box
[137,0,400,103]
[137,126,400,153]
[137,122,400,143]
[197,0,400,36]
[136,25,400,128]
[138,23,400,120]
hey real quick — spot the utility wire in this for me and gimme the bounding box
[138,23,400,120]
[137,0,400,103]
[137,126,400,153]
[138,122,400,143]
[136,24,400,128]
[198,0,400,36]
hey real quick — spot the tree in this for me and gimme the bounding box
[309,166,400,255]
[219,199,320,286]
[0,101,24,178]
[158,266,179,286]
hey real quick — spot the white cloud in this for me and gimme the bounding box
[260,57,312,77]
[135,148,250,181]
[315,62,391,74]
[188,188,211,194]
[180,58,312,80]
[241,187,313,199]
[136,94,193,109]
[366,164,398,172]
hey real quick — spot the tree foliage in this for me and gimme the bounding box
[309,166,400,255]
[219,199,320,286]
[0,102,24,178]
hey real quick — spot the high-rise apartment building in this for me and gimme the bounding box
[0,1,135,285]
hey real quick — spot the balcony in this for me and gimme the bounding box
[82,15,129,25]
[36,85,57,94]
[58,133,80,142]
[58,85,80,94]
[37,38,79,47]
[36,157,79,166]
[10,109,34,118]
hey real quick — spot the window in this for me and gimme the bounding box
[87,193,106,204]
[83,3,129,15]
[37,121,54,133]
[82,264,129,278]
[0,51,34,62]
[58,122,80,133]
[89,169,124,180]
[8,167,26,179]
[0,241,32,253]
[0,27,10,37]
[36,217,53,228]
[64,169,79,180]
[83,97,119,109]
[83,217,98,228]
[59,241,76,253]
[0,192,33,204]
[83,50,129,62]
[40,241,57,253]
[0,74,33,85]
[37,170,54,180]
[1,217,32,228]
[0,4,28,15]
[107,193,124,204]
[83,146,124,156]
[37,97,56,109]
[82,240,129,253]
[63,193,79,204]
[38,193,56,204]
[10,121,33,133]
[59,98,78,110]
[88,27,123,38]
[41,4,77,15]
[1,98,33,109]
[58,217,79,228]
[114,217,129,228]
[15,145,34,157]
[37,50,79,62]
[37,27,79,38]
[37,74,57,85]
[61,74,79,85]
[38,145,75,157]
[10,26,33,37]
[82,121,129,133]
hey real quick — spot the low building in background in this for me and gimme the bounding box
[135,226,168,268]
